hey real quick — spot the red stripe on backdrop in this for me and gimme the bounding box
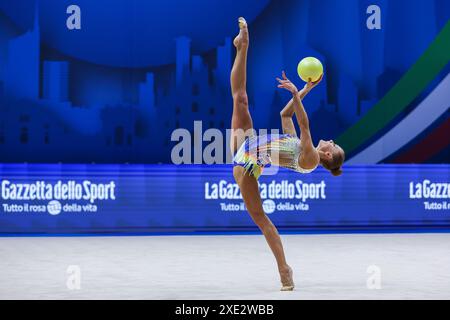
[392,117,450,163]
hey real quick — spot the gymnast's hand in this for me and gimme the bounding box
[276,71,299,95]
[297,73,323,99]
[304,73,323,91]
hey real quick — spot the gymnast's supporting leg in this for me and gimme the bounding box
[230,18,294,290]
[233,168,294,290]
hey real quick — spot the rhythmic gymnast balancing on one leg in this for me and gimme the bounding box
[230,18,345,291]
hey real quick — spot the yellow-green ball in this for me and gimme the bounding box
[297,57,323,82]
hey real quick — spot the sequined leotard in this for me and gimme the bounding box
[233,134,317,179]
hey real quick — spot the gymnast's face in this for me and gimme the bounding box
[317,139,335,151]
[317,140,342,159]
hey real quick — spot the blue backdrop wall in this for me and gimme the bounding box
[0,1,449,234]
[0,0,448,164]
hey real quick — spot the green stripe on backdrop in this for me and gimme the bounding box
[336,21,450,154]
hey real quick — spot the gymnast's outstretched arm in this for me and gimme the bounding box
[276,72,321,168]
[279,72,322,137]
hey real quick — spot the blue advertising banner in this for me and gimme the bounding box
[0,164,449,235]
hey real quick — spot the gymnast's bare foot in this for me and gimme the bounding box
[280,265,295,291]
[233,17,249,50]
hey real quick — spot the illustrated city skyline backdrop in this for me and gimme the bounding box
[0,0,448,164]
